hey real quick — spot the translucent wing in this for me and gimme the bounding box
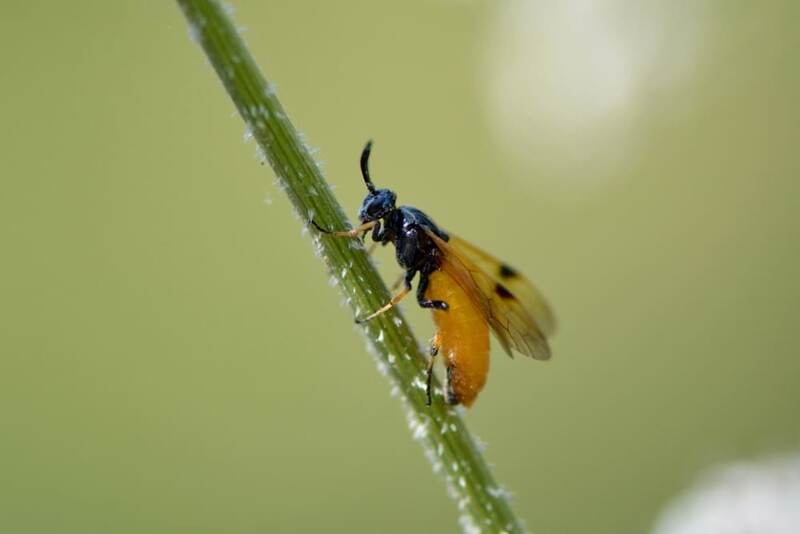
[424,230,552,361]
[446,234,556,337]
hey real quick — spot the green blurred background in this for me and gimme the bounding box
[2,2,798,533]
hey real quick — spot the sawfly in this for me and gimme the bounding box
[312,141,555,407]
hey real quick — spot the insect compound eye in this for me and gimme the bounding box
[358,198,380,222]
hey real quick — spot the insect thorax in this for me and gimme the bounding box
[386,206,447,274]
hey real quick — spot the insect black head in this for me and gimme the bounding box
[356,140,397,223]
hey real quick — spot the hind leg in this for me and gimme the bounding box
[426,332,442,406]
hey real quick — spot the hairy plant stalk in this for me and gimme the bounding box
[176,1,526,531]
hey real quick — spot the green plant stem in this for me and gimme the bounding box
[176,1,526,532]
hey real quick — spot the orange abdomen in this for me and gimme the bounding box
[426,269,490,407]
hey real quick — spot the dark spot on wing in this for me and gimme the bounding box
[495,283,514,300]
[499,263,518,279]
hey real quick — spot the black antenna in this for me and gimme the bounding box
[360,140,376,193]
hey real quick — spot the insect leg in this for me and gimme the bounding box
[426,332,441,406]
[445,365,458,405]
[415,273,449,311]
[355,269,416,324]
[310,219,377,238]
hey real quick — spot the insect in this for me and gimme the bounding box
[312,141,555,407]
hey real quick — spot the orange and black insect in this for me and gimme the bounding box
[312,141,555,407]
